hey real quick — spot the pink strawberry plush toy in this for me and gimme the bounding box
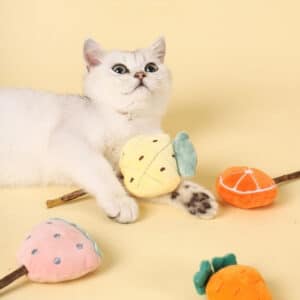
[0,218,102,289]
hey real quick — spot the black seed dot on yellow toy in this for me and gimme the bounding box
[152,139,158,143]
[130,177,134,183]
[160,167,166,172]
[139,155,144,161]
[172,154,176,158]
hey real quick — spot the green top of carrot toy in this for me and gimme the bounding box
[194,253,237,295]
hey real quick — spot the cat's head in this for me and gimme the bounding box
[83,37,171,118]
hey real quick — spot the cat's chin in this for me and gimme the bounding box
[132,87,152,99]
[119,88,153,106]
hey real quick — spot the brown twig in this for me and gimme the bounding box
[273,171,300,184]
[0,265,28,289]
[45,170,300,209]
[46,189,88,208]
[46,173,124,208]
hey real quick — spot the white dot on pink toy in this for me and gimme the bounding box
[17,218,102,283]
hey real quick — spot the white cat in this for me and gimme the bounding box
[0,37,218,223]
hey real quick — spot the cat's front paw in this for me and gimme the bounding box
[106,195,139,224]
[172,181,218,219]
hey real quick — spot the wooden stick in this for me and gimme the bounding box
[46,170,300,208]
[273,171,300,184]
[0,265,28,289]
[46,189,88,208]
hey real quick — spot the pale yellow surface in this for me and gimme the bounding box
[0,1,300,299]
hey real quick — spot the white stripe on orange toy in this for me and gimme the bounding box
[218,168,276,195]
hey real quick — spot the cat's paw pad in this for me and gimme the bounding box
[175,181,218,219]
[185,192,218,219]
[108,196,139,224]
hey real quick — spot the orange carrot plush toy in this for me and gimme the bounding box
[194,254,272,300]
[216,166,300,209]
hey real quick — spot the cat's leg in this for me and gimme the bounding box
[151,180,218,219]
[49,132,138,224]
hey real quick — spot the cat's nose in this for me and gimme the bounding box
[134,71,146,80]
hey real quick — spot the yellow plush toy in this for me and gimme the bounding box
[119,132,198,198]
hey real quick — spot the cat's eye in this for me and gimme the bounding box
[112,64,129,74]
[144,62,158,73]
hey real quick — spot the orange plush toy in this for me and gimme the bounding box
[194,254,272,300]
[216,166,300,209]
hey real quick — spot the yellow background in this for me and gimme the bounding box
[1,0,300,299]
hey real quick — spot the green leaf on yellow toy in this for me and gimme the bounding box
[173,132,197,177]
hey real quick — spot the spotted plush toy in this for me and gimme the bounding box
[194,254,272,300]
[0,218,102,289]
[119,131,197,198]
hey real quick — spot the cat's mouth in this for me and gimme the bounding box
[123,82,150,95]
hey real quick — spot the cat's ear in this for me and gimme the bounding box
[149,36,166,63]
[83,38,105,70]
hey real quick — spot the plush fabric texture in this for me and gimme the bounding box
[206,265,272,300]
[172,132,197,177]
[193,260,213,295]
[212,253,237,273]
[17,218,102,283]
[119,134,181,198]
[216,166,278,209]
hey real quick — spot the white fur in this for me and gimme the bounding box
[0,38,217,223]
